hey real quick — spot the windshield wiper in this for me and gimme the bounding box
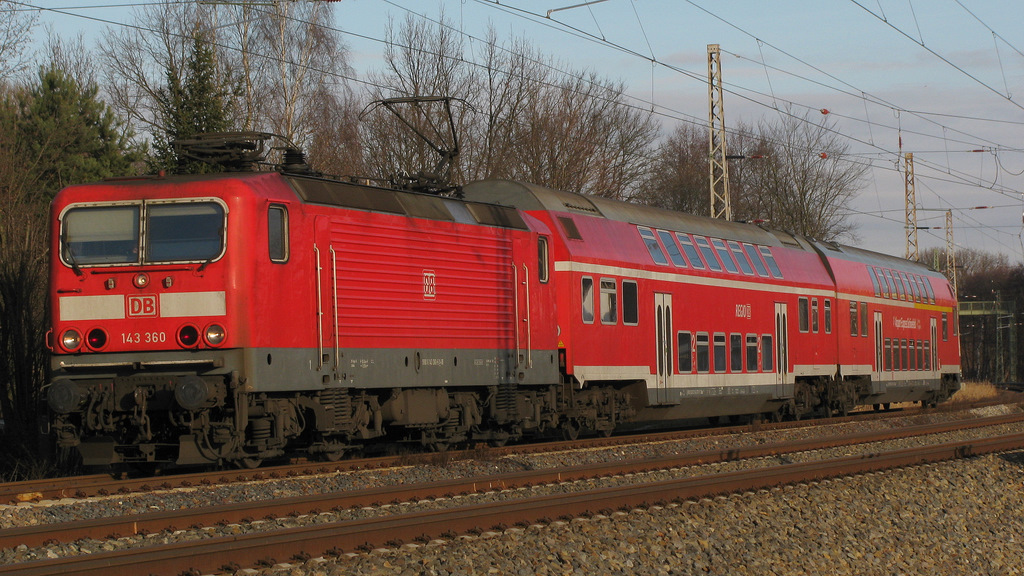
[61,227,84,277]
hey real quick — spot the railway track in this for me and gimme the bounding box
[0,399,1002,506]
[2,409,1023,576]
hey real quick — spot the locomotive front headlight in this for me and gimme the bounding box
[204,324,226,346]
[61,329,82,352]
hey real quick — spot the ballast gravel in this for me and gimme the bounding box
[3,404,1024,575]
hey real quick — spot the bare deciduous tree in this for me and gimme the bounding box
[0,0,37,82]
[741,108,867,242]
[363,16,659,198]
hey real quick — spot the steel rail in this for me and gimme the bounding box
[3,430,1023,576]
[2,412,1022,554]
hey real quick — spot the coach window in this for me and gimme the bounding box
[676,234,706,269]
[268,205,288,263]
[637,227,669,266]
[901,339,909,371]
[600,279,618,325]
[893,272,906,300]
[924,341,931,370]
[849,302,858,337]
[758,246,783,278]
[916,340,924,370]
[860,302,868,337]
[678,332,693,372]
[711,239,739,273]
[581,277,595,324]
[923,278,936,303]
[743,244,769,277]
[876,268,890,298]
[538,236,549,283]
[713,333,727,373]
[909,340,916,371]
[868,267,881,297]
[730,333,743,372]
[657,230,688,267]
[622,280,639,326]
[811,299,820,333]
[798,297,810,333]
[824,299,832,333]
[942,312,948,341]
[761,334,774,371]
[884,338,892,371]
[746,334,759,371]
[695,237,723,272]
[696,333,710,373]
[882,269,896,300]
[728,241,754,275]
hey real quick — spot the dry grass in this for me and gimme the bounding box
[949,380,1000,404]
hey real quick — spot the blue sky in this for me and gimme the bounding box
[20,0,1024,263]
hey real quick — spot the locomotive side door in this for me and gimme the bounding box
[774,302,789,396]
[654,293,673,403]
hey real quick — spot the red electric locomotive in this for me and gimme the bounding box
[46,134,960,468]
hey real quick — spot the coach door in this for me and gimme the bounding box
[874,311,884,382]
[654,293,673,403]
[774,302,789,395]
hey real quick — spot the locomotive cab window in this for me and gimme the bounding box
[538,236,550,283]
[61,199,226,267]
[268,205,289,263]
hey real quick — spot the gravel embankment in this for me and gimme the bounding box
[3,404,1023,574]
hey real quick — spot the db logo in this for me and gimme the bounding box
[127,295,158,317]
[422,270,436,300]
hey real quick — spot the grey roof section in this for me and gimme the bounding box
[462,179,786,248]
[810,239,943,277]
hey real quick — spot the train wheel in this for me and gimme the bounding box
[561,419,581,441]
[239,456,263,469]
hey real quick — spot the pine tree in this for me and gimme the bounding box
[150,31,237,174]
[16,66,138,198]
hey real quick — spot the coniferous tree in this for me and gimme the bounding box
[149,31,236,174]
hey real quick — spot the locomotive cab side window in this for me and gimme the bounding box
[538,236,550,283]
[268,205,289,263]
